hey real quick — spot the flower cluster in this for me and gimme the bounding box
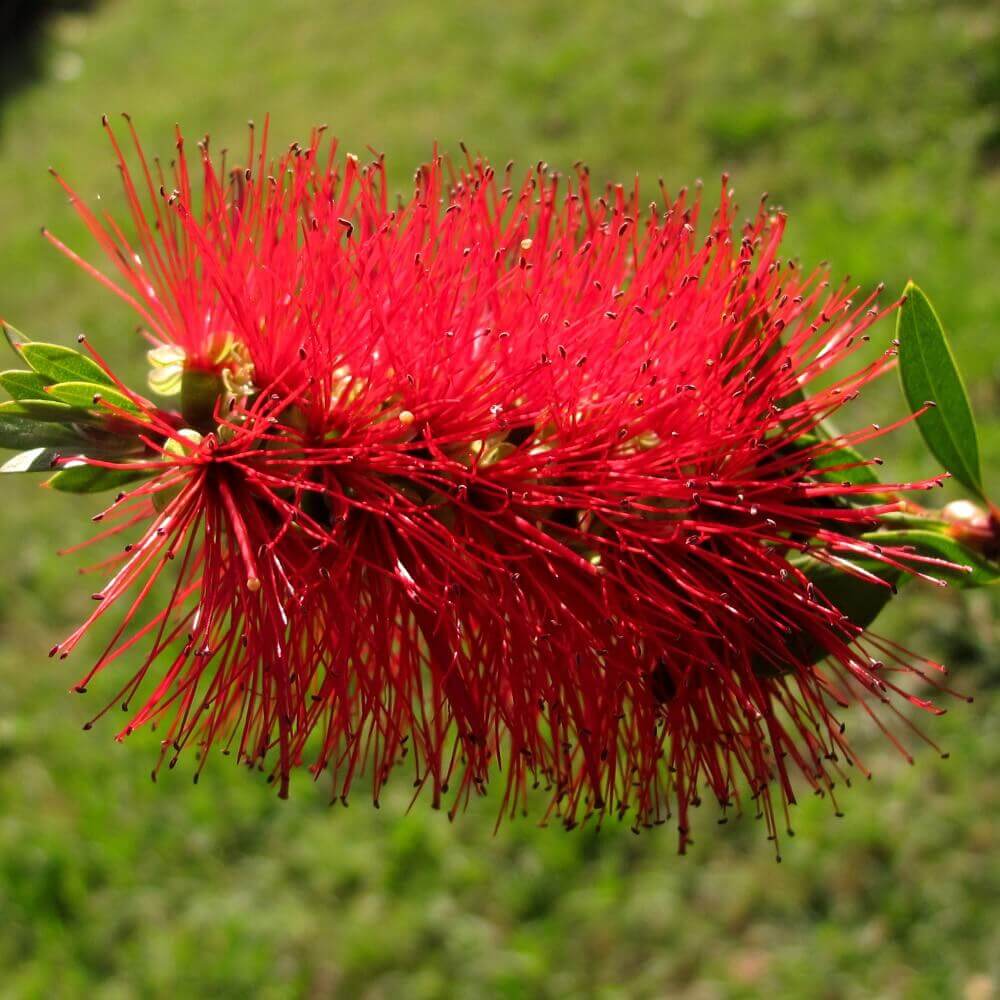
[23,118,964,850]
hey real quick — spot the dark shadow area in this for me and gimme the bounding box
[0,0,97,104]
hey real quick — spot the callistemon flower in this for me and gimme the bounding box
[34,118,960,852]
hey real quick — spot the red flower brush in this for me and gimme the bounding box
[2,117,995,853]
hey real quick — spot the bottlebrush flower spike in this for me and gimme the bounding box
[16,117,972,853]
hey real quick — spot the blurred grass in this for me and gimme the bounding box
[0,0,997,997]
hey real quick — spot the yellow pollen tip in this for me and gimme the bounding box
[398,410,415,426]
[520,238,533,252]
[246,577,262,593]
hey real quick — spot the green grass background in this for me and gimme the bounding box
[0,1,997,996]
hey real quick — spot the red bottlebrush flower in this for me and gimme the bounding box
[36,117,961,851]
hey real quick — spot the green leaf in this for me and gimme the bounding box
[755,554,902,675]
[46,380,143,416]
[0,413,90,450]
[799,432,882,488]
[897,283,984,499]
[772,341,883,493]
[2,322,30,352]
[877,510,947,531]
[799,554,903,632]
[0,447,62,473]
[45,462,148,494]
[18,342,114,389]
[863,528,1000,588]
[0,369,54,401]
[0,398,82,422]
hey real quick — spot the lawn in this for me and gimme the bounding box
[0,1,997,997]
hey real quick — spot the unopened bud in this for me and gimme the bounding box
[941,499,987,529]
[164,428,204,458]
[181,369,225,432]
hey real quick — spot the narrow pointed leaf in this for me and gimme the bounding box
[0,447,63,473]
[0,369,54,401]
[46,380,144,416]
[0,398,91,423]
[863,528,999,588]
[897,283,984,498]
[18,342,115,388]
[877,510,948,531]
[799,432,882,488]
[0,413,90,449]
[756,554,902,675]
[800,555,903,631]
[2,322,30,352]
[45,462,148,494]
